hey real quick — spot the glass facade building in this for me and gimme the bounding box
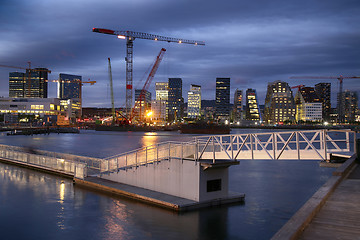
[233,89,243,121]
[215,78,230,120]
[9,72,25,98]
[9,68,49,98]
[187,84,201,119]
[168,78,183,121]
[315,82,331,121]
[245,88,261,121]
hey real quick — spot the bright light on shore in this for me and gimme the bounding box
[324,121,329,126]
[146,111,153,117]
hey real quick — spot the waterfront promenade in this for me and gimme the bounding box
[272,154,359,239]
[298,162,360,239]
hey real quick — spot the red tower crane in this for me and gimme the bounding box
[130,48,166,123]
[289,75,360,122]
[92,28,205,117]
[291,84,305,91]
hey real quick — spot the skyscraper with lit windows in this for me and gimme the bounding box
[245,88,261,121]
[187,84,201,119]
[168,78,183,121]
[264,81,295,124]
[215,78,230,120]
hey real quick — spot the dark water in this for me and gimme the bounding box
[0,129,335,240]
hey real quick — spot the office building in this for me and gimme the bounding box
[58,73,82,119]
[245,88,261,122]
[9,72,25,98]
[215,78,230,120]
[264,81,295,124]
[0,97,65,124]
[233,89,243,121]
[155,82,168,120]
[315,83,331,121]
[58,74,82,99]
[168,78,183,121]
[341,90,358,123]
[134,89,151,121]
[295,87,322,122]
[187,84,201,119]
[151,100,167,124]
[9,68,49,98]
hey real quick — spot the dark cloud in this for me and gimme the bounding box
[1,0,359,107]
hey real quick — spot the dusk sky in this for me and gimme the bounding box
[1,0,359,107]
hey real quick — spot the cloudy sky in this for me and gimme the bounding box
[1,0,359,107]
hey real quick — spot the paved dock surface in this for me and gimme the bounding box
[298,163,360,240]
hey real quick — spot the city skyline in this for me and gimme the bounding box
[1,0,359,107]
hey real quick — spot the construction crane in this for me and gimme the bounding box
[47,79,96,85]
[130,48,166,123]
[290,75,360,122]
[108,58,116,123]
[92,27,205,117]
[291,84,305,91]
[1,62,51,96]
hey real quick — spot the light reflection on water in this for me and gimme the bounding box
[0,129,337,239]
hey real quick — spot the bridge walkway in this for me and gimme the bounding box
[298,162,360,239]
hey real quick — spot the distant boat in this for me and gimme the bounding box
[180,122,230,134]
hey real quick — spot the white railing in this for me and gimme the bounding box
[195,129,356,162]
[102,141,196,173]
[2,129,355,177]
[0,144,88,179]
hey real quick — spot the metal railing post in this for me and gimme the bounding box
[195,137,198,162]
[212,136,215,163]
[324,130,328,160]
[169,142,171,160]
[296,131,300,160]
[250,134,254,160]
[146,147,148,165]
[346,131,350,151]
[156,144,159,162]
[230,135,234,160]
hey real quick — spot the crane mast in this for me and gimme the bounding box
[92,28,205,118]
[108,58,116,123]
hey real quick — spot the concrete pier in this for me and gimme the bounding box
[74,176,245,212]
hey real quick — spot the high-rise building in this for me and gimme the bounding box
[264,81,295,124]
[341,90,358,123]
[245,88,261,121]
[233,89,243,121]
[155,82,168,101]
[25,68,49,98]
[9,68,49,98]
[155,82,168,120]
[295,87,322,122]
[168,78,183,121]
[187,84,201,119]
[315,83,331,121]
[215,78,230,120]
[58,74,82,99]
[9,72,25,98]
[58,73,82,119]
[134,89,151,121]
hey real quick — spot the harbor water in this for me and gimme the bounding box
[0,129,335,240]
